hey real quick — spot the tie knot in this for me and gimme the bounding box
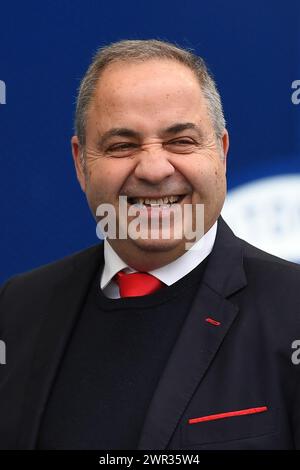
[115,271,165,298]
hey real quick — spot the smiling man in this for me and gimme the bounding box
[71,55,228,270]
[0,40,299,450]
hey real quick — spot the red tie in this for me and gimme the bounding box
[115,271,165,298]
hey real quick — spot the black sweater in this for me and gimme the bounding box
[37,257,209,449]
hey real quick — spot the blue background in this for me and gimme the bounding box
[1,0,300,284]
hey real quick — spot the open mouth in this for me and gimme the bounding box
[127,194,186,208]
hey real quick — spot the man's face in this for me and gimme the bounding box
[72,59,229,270]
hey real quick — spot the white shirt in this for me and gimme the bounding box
[100,221,218,299]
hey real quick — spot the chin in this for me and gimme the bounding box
[130,236,185,254]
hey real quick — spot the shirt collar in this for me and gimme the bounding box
[100,220,218,290]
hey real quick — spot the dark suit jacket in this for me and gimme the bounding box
[0,216,300,450]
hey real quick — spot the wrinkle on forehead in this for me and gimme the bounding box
[93,60,205,109]
[87,59,213,138]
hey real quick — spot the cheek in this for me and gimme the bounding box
[84,165,110,207]
[185,161,217,189]
[185,160,226,199]
[213,165,226,188]
[208,166,226,203]
[85,160,130,201]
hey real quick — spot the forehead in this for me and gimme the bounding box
[88,59,211,132]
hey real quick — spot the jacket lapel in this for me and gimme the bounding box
[137,217,247,449]
[17,243,104,449]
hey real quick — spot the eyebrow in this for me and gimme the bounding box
[162,122,204,138]
[96,122,204,149]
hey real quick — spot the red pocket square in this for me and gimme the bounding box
[188,406,268,424]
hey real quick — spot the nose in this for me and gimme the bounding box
[134,145,175,184]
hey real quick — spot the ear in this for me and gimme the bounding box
[221,129,229,174]
[71,135,86,192]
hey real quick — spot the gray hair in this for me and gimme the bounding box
[74,39,226,151]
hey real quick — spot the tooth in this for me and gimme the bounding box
[132,198,144,205]
[132,195,183,205]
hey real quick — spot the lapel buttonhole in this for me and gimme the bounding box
[205,317,221,326]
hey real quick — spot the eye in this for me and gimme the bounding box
[170,139,194,145]
[107,143,138,151]
[105,142,139,157]
[164,138,196,153]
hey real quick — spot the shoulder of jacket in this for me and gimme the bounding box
[0,242,103,297]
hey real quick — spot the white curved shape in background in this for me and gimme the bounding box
[221,174,300,262]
